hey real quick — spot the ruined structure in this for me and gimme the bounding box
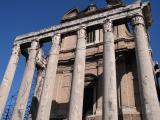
[0,0,160,120]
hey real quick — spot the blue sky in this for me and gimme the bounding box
[0,0,159,111]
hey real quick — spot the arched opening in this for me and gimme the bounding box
[83,74,97,118]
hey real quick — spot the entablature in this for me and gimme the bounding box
[14,1,151,46]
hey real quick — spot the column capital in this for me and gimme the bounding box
[77,24,86,39]
[103,18,113,32]
[49,33,61,55]
[12,44,20,55]
[30,41,39,50]
[132,15,145,26]
[52,33,61,45]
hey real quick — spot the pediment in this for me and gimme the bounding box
[106,0,122,5]
[83,4,97,13]
[62,8,79,21]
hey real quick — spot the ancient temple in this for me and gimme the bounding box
[0,0,160,120]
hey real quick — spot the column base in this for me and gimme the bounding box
[119,107,142,120]
[118,113,142,120]
[95,109,102,116]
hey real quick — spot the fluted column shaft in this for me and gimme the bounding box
[132,15,160,120]
[12,41,38,120]
[36,34,60,120]
[103,19,118,120]
[68,25,86,120]
[0,45,20,119]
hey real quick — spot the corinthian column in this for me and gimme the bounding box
[103,19,118,120]
[0,45,20,119]
[68,25,86,120]
[36,33,61,120]
[12,41,38,120]
[132,15,160,120]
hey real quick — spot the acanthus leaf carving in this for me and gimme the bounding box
[132,15,145,26]
[103,19,113,32]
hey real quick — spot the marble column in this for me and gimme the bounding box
[36,33,61,120]
[34,68,45,101]
[132,15,160,120]
[12,41,38,120]
[29,68,45,120]
[0,45,20,119]
[103,19,118,120]
[34,48,46,101]
[68,25,86,120]
[96,60,103,115]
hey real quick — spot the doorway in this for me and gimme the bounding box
[83,74,97,118]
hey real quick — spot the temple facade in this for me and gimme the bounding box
[0,0,160,120]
